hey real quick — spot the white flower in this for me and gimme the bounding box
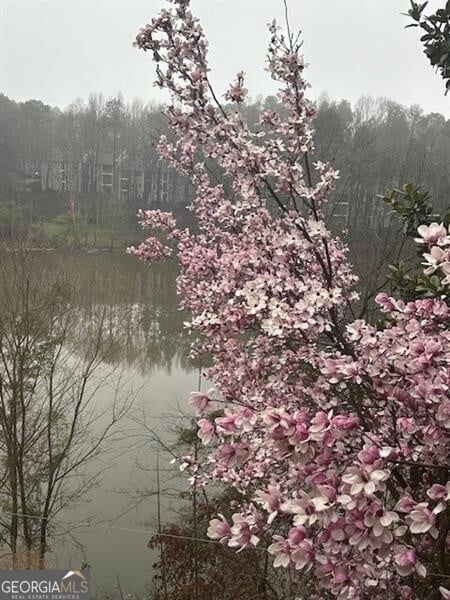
[342,467,389,496]
[415,222,448,245]
[423,246,446,274]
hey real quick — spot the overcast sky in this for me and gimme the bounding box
[1,0,449,117]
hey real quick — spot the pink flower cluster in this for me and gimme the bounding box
[133,2,450,598]
[416,223,450,285]
[127,209,177,262]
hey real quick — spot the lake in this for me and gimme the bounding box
[37,252,198,597]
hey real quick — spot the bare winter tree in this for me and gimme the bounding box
[0,245,130,568]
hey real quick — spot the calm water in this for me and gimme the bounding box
[40,252,199,596]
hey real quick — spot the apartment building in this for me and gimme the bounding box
[40,150,145,202]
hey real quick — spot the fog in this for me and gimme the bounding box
[1,0,449,115]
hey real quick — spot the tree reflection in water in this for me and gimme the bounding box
[40,252,193,375]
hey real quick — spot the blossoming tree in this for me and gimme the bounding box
[130,1,450,598]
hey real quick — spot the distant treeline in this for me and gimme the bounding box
[0,91,449,235]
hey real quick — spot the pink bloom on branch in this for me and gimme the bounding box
[290,538,314,571]
[395,495,417,514]
[394,546,426,578]
[234,407,257,432]
[423,246,450,276]
[415,222,448,245]
[267,535,291,568]
[397,417,417,438]
[341,465,389,497]
[188,389,214,415]
[197,418,215,445]
[375,292,404,312]
[309,410,330,436]
[215,414,239,435]
[331,414,359,433]
[287,526,308,546]
[224,71,248,103]
[437,401,450,429]
[400,587,414,600]
[427,483,450,502]
[363,502,399,537]
[228,512,260,550]
[254,485,282,524]
[406,502,440,537]
[137,208,177,232]
[207,514,231,543]
[127,237,172,263]
[282,493,333,526]
[216,442,249,468]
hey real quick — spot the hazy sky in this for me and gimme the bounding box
[1,0,449,117]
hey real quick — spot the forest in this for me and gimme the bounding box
[0,90,449,249]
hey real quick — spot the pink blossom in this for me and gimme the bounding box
[127,237,172,263]
[427,483,450,501]
[267,535,291,567]
[216,442,249,467]
[287,526,308,546]
[207,514,231,543]
[189,389,214,415]
[224,71,248,103]
[215,410,239,435]
[283,494,333,526]
[341,465,389,497]
[197,418,215,445]
[364,503,399,537]
[228,513,260,550]
[415,222,448,245]
[136,209,177,232]
[291,538,314,571]
[437,400,450,429]
[375,292,404,312]
[394,546,426,578]
[406,502,439,537]
[254,485,282,524]
[395,495,418,514]
[331,414,359,438]
[400,586,414,600]
[397,417,417,438]
[423,246,450,277]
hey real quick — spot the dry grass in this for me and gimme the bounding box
[0,549,55,570]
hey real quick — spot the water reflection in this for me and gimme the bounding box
[45,252,192,375]
[10,251,199,595]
